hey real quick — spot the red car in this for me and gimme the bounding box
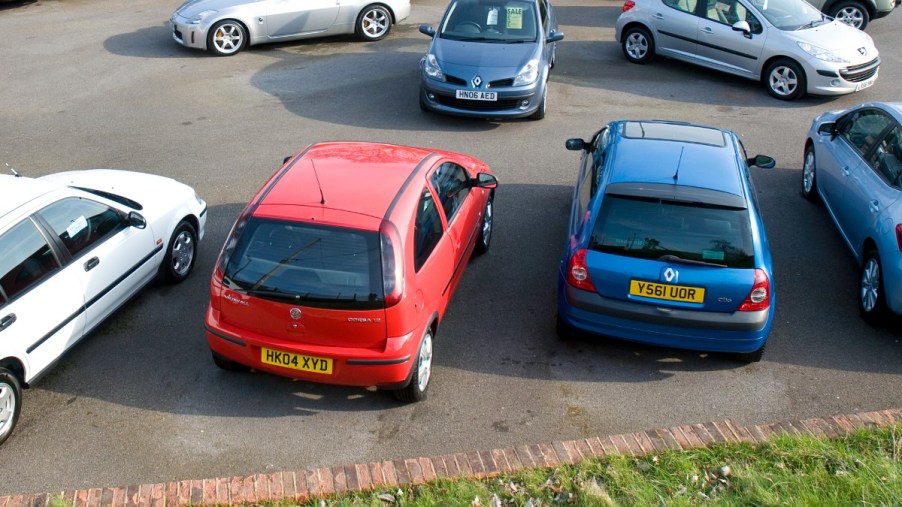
[205,142,497,401]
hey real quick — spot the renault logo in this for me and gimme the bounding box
[289,308,302,319]
[663,267,678,283]
[472,75,482,87]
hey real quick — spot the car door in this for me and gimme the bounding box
[695,0,767,76]
[35,197,158,334]
[428,162,480,297]
[0,218,85,382]
[411,186,455,319]
[649,0,701,60]
[265,0,341,38]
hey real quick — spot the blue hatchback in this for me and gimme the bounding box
[557,120,777,362]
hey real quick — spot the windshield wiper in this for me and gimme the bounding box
[657,254,726,268]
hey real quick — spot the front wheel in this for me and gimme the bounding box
[162,220,197,283]
[207,19,247,56]
[621,26,654,64]
[830,1,869,29]
[394,328,433,402]
[474,195,494,255]
[801,145,819,201]
[530,83,547,120]
[356,5,392,41]
[859,250,887,323]
[764,58,806,101]
[0,368,22,445]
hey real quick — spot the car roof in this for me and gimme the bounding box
[256,142,435,223]
[607,121,745,198]
[0,174,59,221]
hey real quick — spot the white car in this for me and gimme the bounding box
[0,169,207,444]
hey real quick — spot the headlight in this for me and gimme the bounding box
[513,59,539,86]
[797,41,848,63]
[187,10,217,25]
[423,54,445,81]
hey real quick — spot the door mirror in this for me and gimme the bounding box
[127,211,147,229]
[546,31,564,43]
[731,20,751,37]
[748,155,776,168]
[566,138,588,151]
[817,121,836,137]
[472,173,498,189]
[419,24,436,37]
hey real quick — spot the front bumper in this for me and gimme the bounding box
[170,14,207,50]
[419,75,545,119]
[806,58,880,96]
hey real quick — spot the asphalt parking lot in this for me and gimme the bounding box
[1,0,900,496]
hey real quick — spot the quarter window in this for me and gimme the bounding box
[414,188,444,271]
[37,198,124,257]
[0,220,61,304]
[430,163,471,223]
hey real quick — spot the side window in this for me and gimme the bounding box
[663,0,698,14]
[37,198,125,257]
[839,110,894,156]
[414,188,444,271]
[731,0,763,32]
[0,220,61,304]
[868,126,902,188]
[577,157,594,217]
[429,163,471,223]
[591,127,610,179]
[538,0,549,29]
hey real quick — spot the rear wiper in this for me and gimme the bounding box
[657,254,726,268]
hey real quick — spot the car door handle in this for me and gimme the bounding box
[701,26,714,33]
[653,12,664,19]
[0,313,15,331]
[84,257,100,271]
[842,166,851,176]
[869,200,879,213]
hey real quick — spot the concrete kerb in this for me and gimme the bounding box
[4,408,901,507]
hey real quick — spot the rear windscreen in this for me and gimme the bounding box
[590,195,755,268]
[222,218,383,310]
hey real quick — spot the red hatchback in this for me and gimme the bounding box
[205,142,497,401]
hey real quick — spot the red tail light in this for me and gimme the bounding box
[380,222,404,307]
[566,248,597,292]
[895,224,902,252]
[738,269,770,312]
[622,0,636,11]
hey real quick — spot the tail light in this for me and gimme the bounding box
[566,248,597,292]
[380,222,404,307]
[622,0,636,11]
[895,224,902,252]
[738,269,770,312]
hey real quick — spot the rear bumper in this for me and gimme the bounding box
[558,282,772,354]
[205,307,416,388]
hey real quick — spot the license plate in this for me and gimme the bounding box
[855,78,875,92]
[629,280,705,303]
[456,90,497,101]
[261,347,332,374]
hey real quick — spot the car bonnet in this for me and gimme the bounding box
[432,37,541,76]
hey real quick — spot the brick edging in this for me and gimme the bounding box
[4,408,900,507]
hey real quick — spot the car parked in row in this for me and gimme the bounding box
[615,0,880,100]
[558,120,776,361]
[0,169,207,445]
[170,0,411,56]
[418,0,563,119]
[802,102,902,322]
[205,142,497,402]
[809,0,897,30]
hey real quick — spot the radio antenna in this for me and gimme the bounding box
[310,160,326,205]
[672,146,684,182]
[6,163,20,177]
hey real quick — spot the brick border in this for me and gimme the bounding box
[5,408,900,506]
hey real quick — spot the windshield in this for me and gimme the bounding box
[439,0,539,42]
[591,195,755,269]
[747,0,826,30]
[221,218,384,310]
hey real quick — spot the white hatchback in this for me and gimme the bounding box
[0,169,207,444]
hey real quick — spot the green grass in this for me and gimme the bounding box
[286,424,901,506]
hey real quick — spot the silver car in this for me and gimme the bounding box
[808,0,897,30]
[170,0,412,56]
[615,0,880,100]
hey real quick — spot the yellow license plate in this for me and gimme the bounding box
[629,280,705,303]
[261,347,332,374]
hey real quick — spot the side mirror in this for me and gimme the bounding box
[419,24,436,37]
[128,211,147,229]
[283,155,292,164]
[748,155,776,168]
[546,31,564,43]
[817,121,836,137]
[472,173,498,189]
[731,20,751,37]
[565,138,588,151]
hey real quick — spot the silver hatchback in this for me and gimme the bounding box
[615,0,880,100]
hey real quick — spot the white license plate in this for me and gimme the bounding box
[855,77,875,92]
[456,90,497,101]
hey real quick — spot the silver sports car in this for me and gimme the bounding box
[170,0,412,56]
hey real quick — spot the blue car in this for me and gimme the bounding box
[557,120,777,362]
[802,102,902,322]
[417,0,563,120]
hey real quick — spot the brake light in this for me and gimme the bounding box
[566,248,597,292]
[738,269,770,312]
[380,222,404,307]
[622,0,636,11]
[895,224,902,252]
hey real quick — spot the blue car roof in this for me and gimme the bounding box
[607,121,745,198]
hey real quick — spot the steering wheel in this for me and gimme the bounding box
[454,21,482,33]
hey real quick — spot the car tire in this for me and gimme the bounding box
[394,328,433,403]
[0,367,22,446]
[356,4,392,41]
[207,19,247,56]
[474,195,494,255]
[621,26,654,64]
[419,90,430,112]
[530,83,547,120]
[801,145,819,201]
[859,250,888,323]
[162,220,197,284]
[764,58,806,101]
[211,352,251,372]
[735,342,766,363]
[555,315,577,341]
[829,1,869,29]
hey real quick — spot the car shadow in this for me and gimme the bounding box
[0,0,36,11]
[554,4,622,28]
